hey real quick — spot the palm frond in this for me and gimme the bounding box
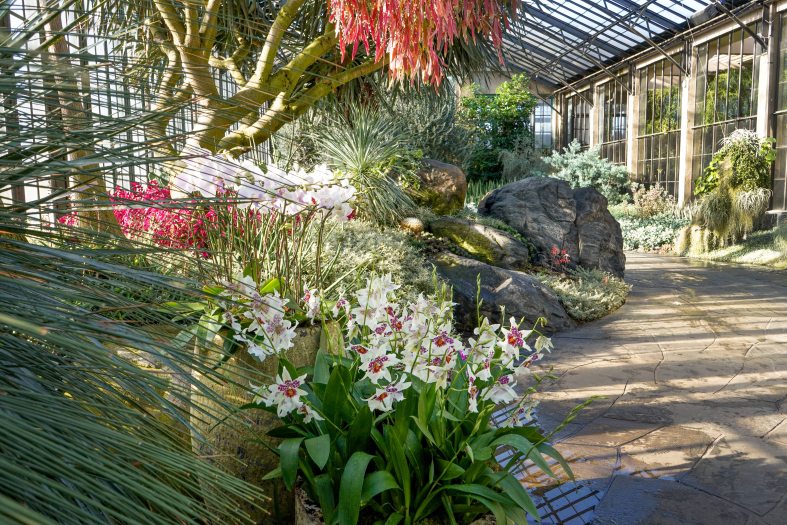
[1,2,268,523]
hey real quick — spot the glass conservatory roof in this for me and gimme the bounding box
[502,0,752,88]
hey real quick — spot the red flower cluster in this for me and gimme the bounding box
[329,0,517,85]
[549,245,570,270]
[109,181,213,253]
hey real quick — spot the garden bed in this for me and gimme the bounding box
[677,226,787,269]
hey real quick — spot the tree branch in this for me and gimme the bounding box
[183,0,200,50]
[152,0,185,47]
[217,58,387,155]
[200,0,221,51]
[253,0,307,84]
[209,43,249,86]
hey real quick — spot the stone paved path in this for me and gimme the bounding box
[530,252,787,525]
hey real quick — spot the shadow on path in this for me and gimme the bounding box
[524,253,787,525]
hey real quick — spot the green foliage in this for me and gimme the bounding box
[389,86,476,168]
[610,204,689,251]
[320,221,437,303]
[312,107,418,225]
[543,140,631,204]
[692,130,776,245]
[260,319,565,525]
[695,130,775,197]
[498,135,547,182]
[537,268,631,322]
[460,74,538,181]
[0,230,264,525]
[465,178,505,207]
[644,85,680,134]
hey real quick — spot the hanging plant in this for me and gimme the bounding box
[692,130,775,245]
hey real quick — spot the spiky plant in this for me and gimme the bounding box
[696,190,733,240]
[313,106,417,224]
[732,187,772,236]
[0,4,269,522]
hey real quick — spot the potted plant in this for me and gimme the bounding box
[248,274,571,524]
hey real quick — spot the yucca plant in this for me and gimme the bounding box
[313,107,418,225]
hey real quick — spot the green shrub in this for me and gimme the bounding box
[694,131,772,197]
[389,86,475,168]
[460,74,538,181]
[611,207,689,251]
[543,140,631,204]
[537,267,631,322]
[498,135,547,182]
[691,129,775,245]
[321,220,437,303]
[312,107,418,225]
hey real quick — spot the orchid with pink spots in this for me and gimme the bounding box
[249,273,564,525]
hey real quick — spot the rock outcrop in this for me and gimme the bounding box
[433,253,575,334]
[413,159,467,215]
[428,216,532,271]
[478,177,625,277]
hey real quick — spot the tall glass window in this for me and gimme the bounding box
[532,98,554,153]
[598,77,628,165]
[565,92,591,148]
[693,24,762,177]
[773,14,787,211]
[636,56,683,197]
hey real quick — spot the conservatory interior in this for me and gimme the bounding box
[1,1,786,524]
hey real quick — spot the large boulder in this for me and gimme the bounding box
[433,253,575,334]
[573,187,626,277]
[428,216,532,271]
[478,177,625,277]
[413,159,467,215]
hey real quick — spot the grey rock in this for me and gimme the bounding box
[433,252,575,334]
[413,159,467,215]
[574,187,626,277]
[428,216,532,271]
[478,177,625,277]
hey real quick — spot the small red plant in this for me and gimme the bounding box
[549,245,570,271]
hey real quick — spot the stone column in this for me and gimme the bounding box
[589,86,600,148]
[757,4,778,140]
[677,46,697,206]
[626,72,640,176]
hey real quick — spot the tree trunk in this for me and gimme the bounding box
[39,1,125,237]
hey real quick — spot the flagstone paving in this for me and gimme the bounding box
[527,252,787,524]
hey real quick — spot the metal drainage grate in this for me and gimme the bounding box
[528,482,603,524]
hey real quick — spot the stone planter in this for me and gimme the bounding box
[190,323,323,524]
[294,487,324,525]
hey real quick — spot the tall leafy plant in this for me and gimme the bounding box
[692,130,775,243]
[460,74,538,181]
[543,140,631,204]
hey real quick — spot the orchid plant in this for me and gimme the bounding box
[74,151,357,302]
[227,274,571,525]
